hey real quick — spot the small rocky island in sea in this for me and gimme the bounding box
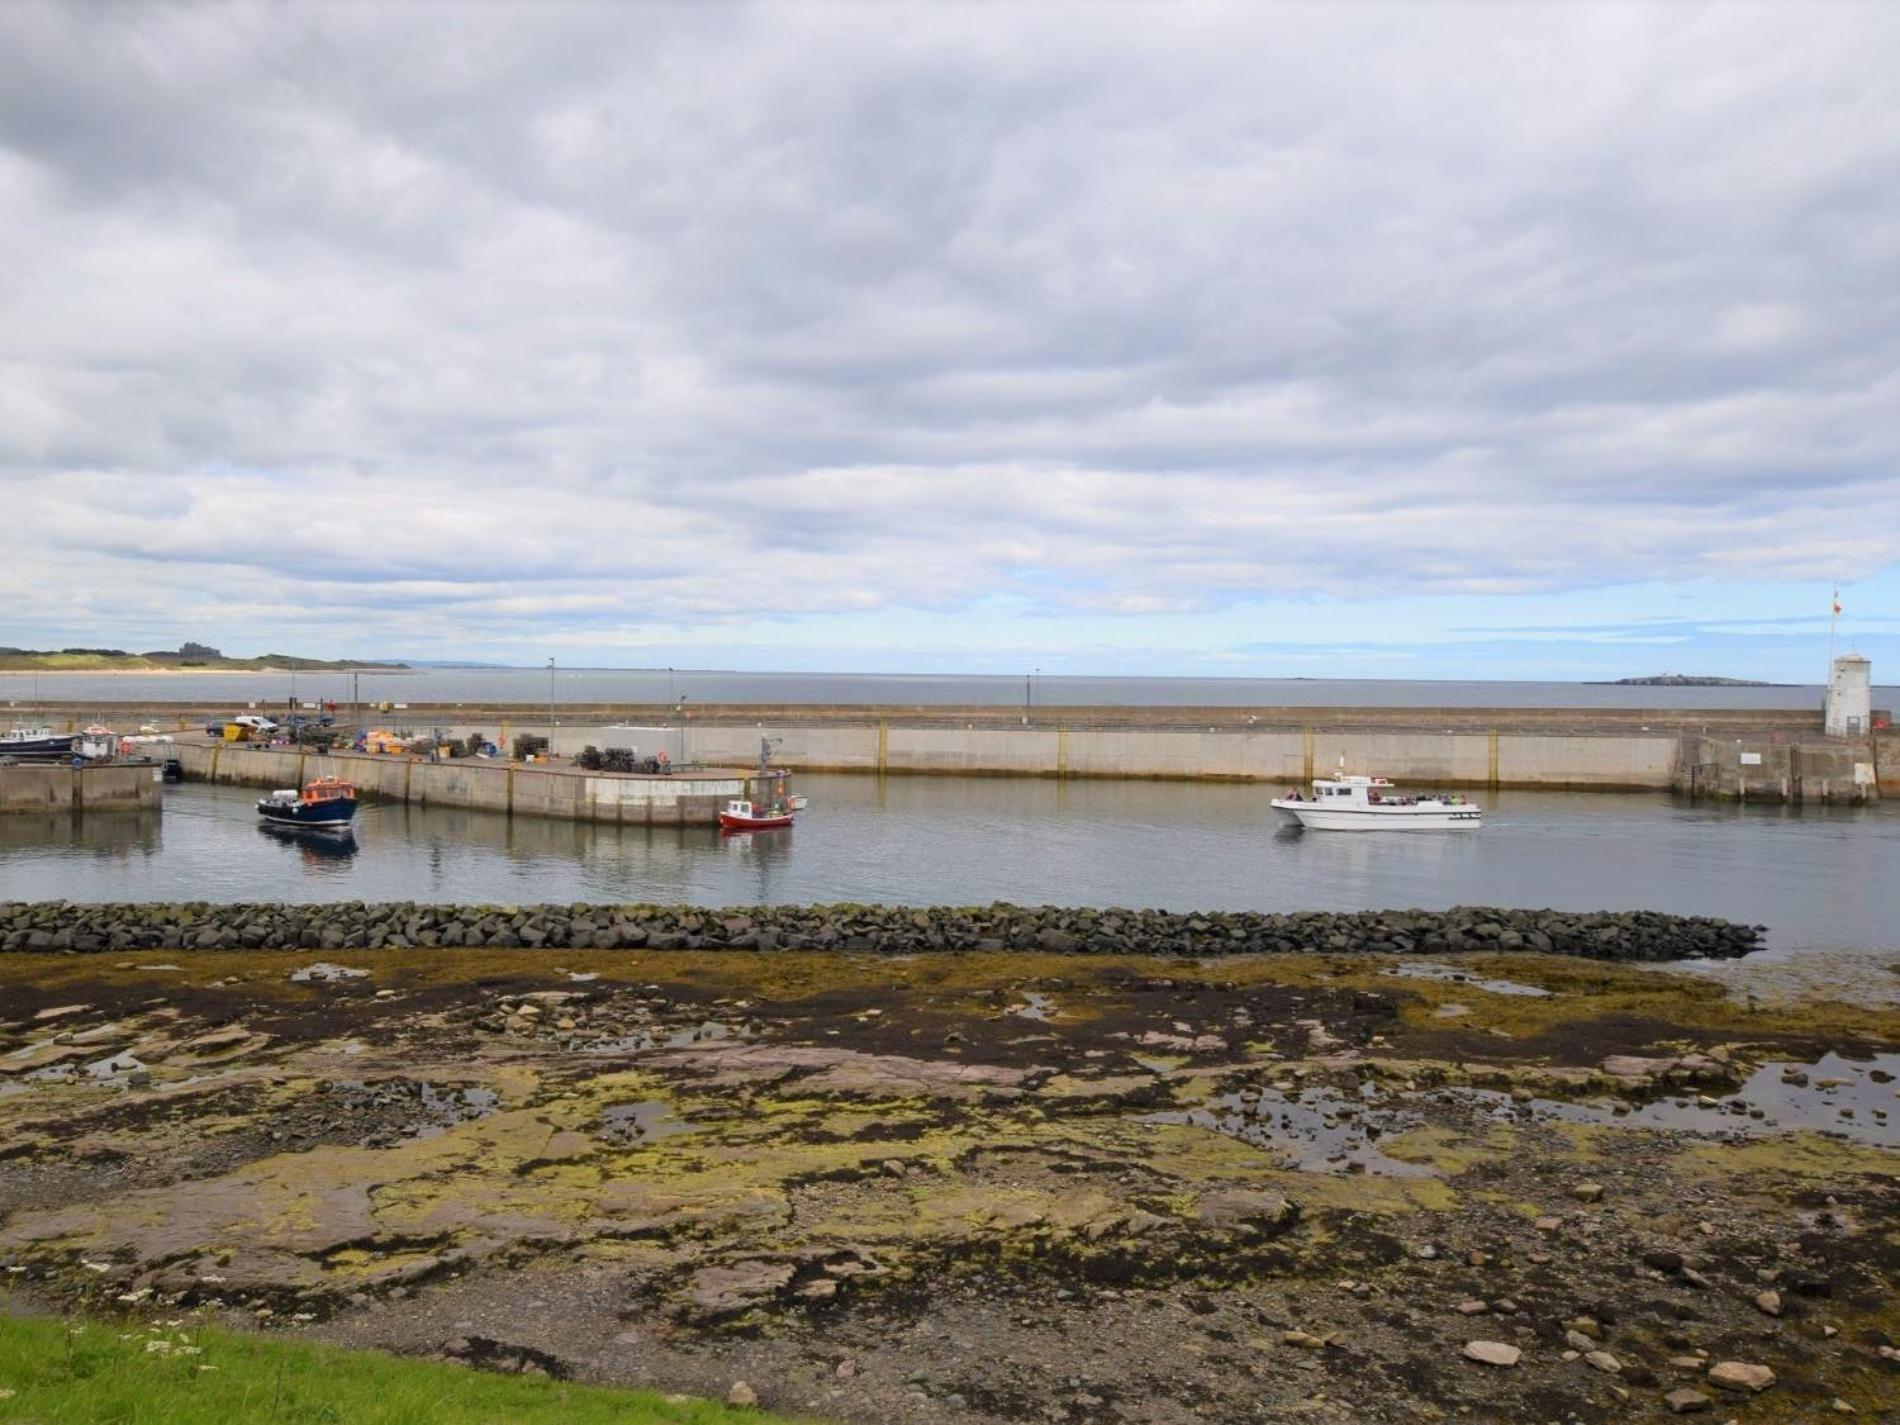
[1597,672,1780,686]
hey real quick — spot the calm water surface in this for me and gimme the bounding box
[5,668,1893,709]
[3,778,1894,967]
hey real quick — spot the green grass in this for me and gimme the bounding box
[0,1314,803,1425]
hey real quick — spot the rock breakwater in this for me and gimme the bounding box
[0,901,1763,959]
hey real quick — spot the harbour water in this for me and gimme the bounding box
[4,667,1893,709]
[3,777,1894,967]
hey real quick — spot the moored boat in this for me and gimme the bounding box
[0,727,78,760]
[1271,774,1480,831]
[257,777,359,830]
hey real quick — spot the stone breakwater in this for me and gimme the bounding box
[0,901,1763,960]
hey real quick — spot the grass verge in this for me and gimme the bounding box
[0,1313,802,1425]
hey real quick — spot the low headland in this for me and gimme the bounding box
[2,898,1894,1422]
[0,645,407,674]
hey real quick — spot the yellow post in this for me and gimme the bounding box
[1301,726,1314,782]
[1487,728,1500,791]
[1057,725,1070,779]
[877,719,889,775]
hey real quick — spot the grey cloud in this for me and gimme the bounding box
[2,1,1898,654]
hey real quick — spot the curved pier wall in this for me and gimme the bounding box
[171,742,742,825]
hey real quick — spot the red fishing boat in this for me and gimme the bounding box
[718,797,794,832]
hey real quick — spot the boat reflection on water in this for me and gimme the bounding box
[257,820,359,865]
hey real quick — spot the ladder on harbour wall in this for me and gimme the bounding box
[1677,734,1879,805]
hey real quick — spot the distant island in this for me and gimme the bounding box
[0,643,408,673]
[1594,673,1782,687]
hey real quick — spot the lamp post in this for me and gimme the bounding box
[547,657,555,760]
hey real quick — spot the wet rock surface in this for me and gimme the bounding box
[0,926,1895,1423]
[0,899,1766,961]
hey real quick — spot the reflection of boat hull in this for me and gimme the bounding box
[719,811,793,832]
[258,822,357,857]
[1270,801,1481,831]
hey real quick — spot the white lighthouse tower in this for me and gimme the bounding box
[1825,653,1872,737]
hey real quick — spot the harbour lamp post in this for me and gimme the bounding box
[547,658,556,760]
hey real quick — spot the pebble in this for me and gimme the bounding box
[1582,1351,1621,1374]
[1663,1388,1712,1413]
[1570,1182,1605,1204]
[1753,1289,1781,1317]
[1454,1299,1489,1315]
[727,1381,758,1407]
[1707,1361,1775,1394]
[1462,1341,1521,1367]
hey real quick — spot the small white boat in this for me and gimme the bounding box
[1272,774,1480,831]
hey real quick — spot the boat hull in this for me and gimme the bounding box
[257,800,358,829]
[0,734,78,760]
[719,812,793,832]
[1270,800,1481,832]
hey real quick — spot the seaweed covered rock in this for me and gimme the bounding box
[0,901,1766,961]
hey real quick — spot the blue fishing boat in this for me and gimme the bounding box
[1,727,78,760]
[257,777,358,830]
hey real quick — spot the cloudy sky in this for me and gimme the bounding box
[2,1,1896,681]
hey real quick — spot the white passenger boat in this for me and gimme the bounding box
[1272,774,1481,831]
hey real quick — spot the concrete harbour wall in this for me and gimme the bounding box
[0,762,162,815]
[497,721,1687,792]
[1671,734,1880,805]
[174,743,745,825]
[33,701,1892,802]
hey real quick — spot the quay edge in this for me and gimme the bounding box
[12,702,1892,804]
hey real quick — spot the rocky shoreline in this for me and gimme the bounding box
[0,936,1892,1423]
[0,901,1764,960]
